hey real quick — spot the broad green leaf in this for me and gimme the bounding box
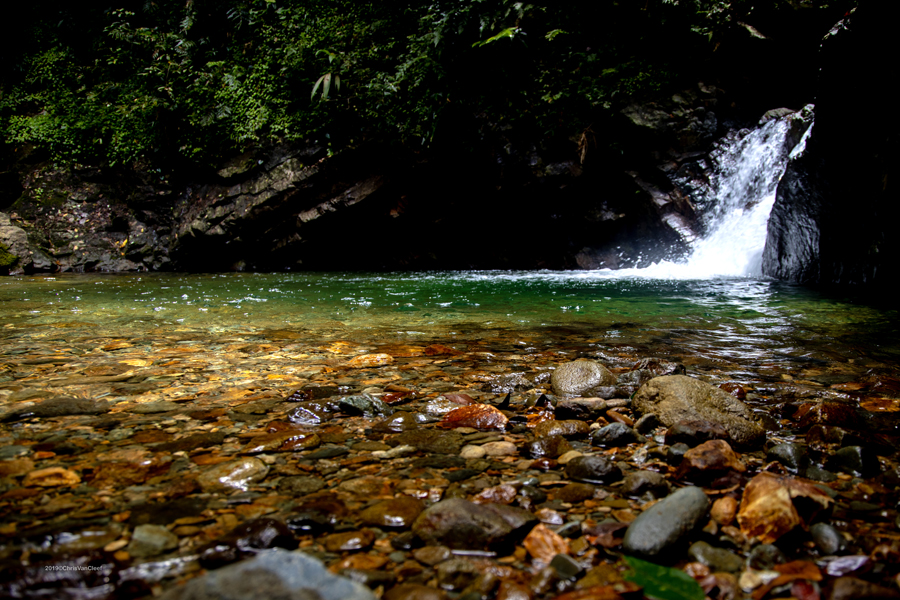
[311,75,325,100]
[622,556,705,600]
[472,27,521,48]
[545,29,567,41]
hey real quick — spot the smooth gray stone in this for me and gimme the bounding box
[622,486,710,559]
[810,522,847,555]
[160,548,376,600]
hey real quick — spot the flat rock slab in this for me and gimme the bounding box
[632,375,765,446]
[1,397,110,422]
[160,548,376,600]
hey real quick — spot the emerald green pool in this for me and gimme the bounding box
[2,272,897,374]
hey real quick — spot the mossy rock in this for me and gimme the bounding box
[0,242,18,268]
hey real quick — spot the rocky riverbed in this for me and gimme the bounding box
[1,324,899,600]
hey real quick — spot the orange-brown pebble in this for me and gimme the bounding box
[711,496,739,526]
[23,466,81,487]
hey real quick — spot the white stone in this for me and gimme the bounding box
[459,445,486,459]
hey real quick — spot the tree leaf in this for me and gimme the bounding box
[545,29,567,41]
[623,556,706,600]
[311,74,325,100]
[472,27,521,48]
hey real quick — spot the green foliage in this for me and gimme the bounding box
[623,556,706,600]
[0,0,857,168]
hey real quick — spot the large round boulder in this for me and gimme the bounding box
[632,375,765,447]
[551,360,616,397]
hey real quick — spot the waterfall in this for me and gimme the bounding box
[615,106,814,279]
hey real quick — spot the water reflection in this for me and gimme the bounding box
[1,272,898,371]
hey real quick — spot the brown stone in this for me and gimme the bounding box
[346,353,394,368]
[23,466,81,487]
[323,529,376,552]
[359,496,424,528]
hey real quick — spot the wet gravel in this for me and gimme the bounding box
[1,325,899,599]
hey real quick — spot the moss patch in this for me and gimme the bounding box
[0,242,18,268]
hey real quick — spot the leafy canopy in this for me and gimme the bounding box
[0,0,853,168]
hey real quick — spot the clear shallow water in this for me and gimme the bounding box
[2,271,898,374]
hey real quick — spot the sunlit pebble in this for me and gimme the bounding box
[460,445,486,459]
[711,496,739,526]
[739,569,780,592]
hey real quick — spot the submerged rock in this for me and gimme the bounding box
[687,540,743,573]
[826,445,880,478]
[591,423,645,447]
[532,420,591,439]
[633,376,765,446]
[388,430,465,455]
[197,458,269,493]
[564,455,623,484]
[412,498,528,550]
[199,518,298,568]
[359,497,424,529]
[128,524,180,558]
[622,471,670,499]
[161,548,376,600]
[339,394,393,418]
[525,435,573,459]
[550,360,616,397]
[664,420,730,447]
[766,442,809,473]
[1,397,110,422]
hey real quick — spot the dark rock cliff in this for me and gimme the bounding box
[0,113,706,273]
[762,1,900,285]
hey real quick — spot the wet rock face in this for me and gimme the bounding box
[762,3,900,286]
[632,375,765,447]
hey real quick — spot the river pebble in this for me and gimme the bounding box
[1,320,898,600]
[622,486,710,559]
[550,360,617,397]
[161,548,376,600]
[127,524,179,558]
[197,457,269,493]
[412,498,515,550]
[564,455,623,484]
[359,496,424,528]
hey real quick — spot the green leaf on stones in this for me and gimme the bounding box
[623,556,705,600]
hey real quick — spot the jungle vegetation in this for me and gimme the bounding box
[1,0,854,169]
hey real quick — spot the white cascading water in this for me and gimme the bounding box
[611,108,813,279]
